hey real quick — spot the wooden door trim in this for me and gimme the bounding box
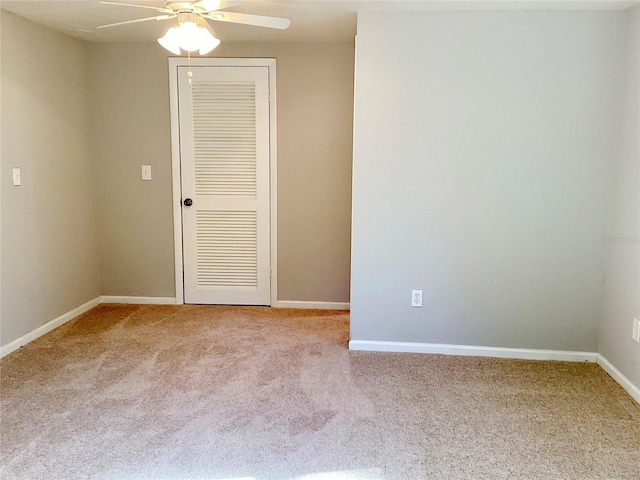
[168,57,278,306]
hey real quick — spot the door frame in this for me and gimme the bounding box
[168,57,278,305]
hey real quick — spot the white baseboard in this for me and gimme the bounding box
[349,340,598,363]
[597,354,640,405]
[0,296,101,359]
[100,296,176,305]
[274,301,350,310]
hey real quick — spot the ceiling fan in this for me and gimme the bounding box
[98,0,291,55]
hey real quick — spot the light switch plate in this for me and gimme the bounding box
[633,318,640,343]
[141,165,152,181]
[12,168,21,186]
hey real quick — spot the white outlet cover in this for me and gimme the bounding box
[411,289,423,308]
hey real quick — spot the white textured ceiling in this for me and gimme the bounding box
[0,0,637,43]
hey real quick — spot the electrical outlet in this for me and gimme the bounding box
[633,318,640,343]
[411,289,423,308]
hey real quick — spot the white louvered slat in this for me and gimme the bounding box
[196,211,258,287]
[192,81,257,197]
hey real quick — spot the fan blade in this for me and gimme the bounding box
[100,2,173,13]
[97,14,174,29]
[193,0,243,11]
[204,11,290,29]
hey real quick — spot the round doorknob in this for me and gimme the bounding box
[183,198,193,207]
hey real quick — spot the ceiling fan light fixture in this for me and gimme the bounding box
[196,18,220,55]
[157,25,182,55]
[176,20,201,52]
[157,13,220,56]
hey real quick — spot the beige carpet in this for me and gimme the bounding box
[1,305,639,480]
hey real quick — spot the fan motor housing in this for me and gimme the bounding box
[166,1,200,11]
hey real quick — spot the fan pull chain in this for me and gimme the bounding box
[187,51,193,84]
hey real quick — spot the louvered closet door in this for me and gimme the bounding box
[178,66,271,305]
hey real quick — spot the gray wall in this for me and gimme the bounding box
[89,42,354,302]
[1,12,101,347]
[351,11,625,351]
[599,6,640,387]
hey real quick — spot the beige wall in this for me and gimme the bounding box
[1,12,101,347]
[89,42,354,302]
[89,44,176,298]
